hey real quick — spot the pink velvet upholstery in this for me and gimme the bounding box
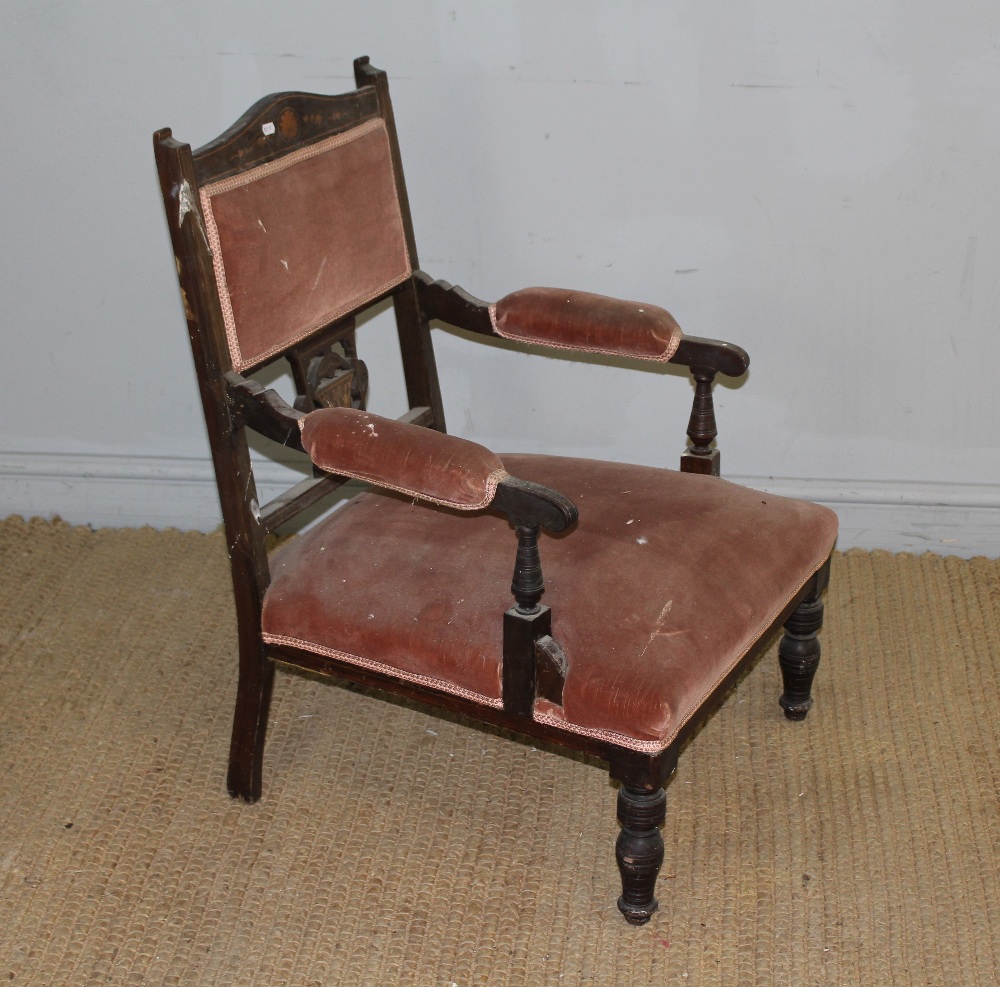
[300,407,508,510]
[262,455,837,751]
[490,288,682,362]
[200,119,411,370]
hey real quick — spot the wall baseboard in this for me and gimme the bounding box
[0,452,304,533]
[1,451,998,557]
[742,475,1000,558]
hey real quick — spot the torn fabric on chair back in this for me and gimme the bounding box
[199,117,412,371]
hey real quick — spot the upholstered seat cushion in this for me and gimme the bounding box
[262,455,837,752]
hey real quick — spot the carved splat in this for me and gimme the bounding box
[288,319,369,412]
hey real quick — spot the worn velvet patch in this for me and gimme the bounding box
[300,408,507,511]
[491,287,682,362]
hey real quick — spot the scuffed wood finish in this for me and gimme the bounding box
[193,89,381,184]
[413,271,495,335]
[397,405,434,427]
[154,129,275,803]
[392,281,448,432]
[534,634,568,706]
[225,372,306,451]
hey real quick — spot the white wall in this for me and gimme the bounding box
[2,1,999,554]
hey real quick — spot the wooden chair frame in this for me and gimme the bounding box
[154,57,830,924]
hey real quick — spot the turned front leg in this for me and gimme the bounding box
[778,592,825,721]
[615,785,667,924]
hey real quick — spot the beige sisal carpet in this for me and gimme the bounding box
[0,516,997,986]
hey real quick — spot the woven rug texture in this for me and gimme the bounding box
[0,517,997,986]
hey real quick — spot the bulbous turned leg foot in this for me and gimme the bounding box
[778,594,824,721]
[615,785,667,925]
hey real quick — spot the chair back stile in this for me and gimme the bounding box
[154,126,272,622]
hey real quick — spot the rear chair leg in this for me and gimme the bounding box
[226,635,275,802]
[778,589,825,721]
[615,786,667,924]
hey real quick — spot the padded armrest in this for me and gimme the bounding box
[489,287,682,362]
[300,407,508,510]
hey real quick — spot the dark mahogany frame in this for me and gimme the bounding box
[154,57,829,925]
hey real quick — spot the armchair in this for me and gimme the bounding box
[153,57,837,924]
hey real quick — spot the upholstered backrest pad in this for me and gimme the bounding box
[300,407,508,510]
[490,287,682,362]
[200,119,411,370]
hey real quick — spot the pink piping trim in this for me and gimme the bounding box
[262,632,504,708]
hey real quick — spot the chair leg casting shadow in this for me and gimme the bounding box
[154,57,837,924]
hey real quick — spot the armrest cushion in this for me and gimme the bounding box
[300,407,508,510]
[489,287,682,362]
